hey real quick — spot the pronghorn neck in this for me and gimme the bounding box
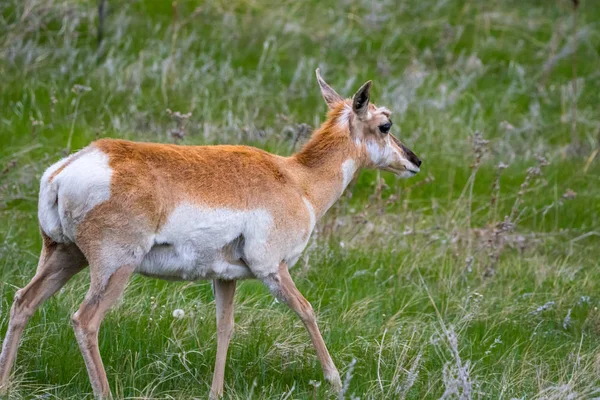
[291,103,360,218]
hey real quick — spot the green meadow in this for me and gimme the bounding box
[1,0,600,398]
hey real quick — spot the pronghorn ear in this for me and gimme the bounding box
[316,68,343,109]
[352,80,372,118]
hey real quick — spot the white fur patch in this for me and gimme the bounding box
[38,156,73,242]
[365,136,420,174]
[317,158,358,218]
[366,139,391,166]
[59,148,112,241]
[341,159,357,190]
[397,169,418,178]
[302,197,316,230]
[138,203,274,281]
[336,105,352,128]
[39,147,112,242]
[377,106,391,116]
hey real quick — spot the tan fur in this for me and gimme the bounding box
[210,280,236,399]
[0,235,87,391]
[0,70,421,399]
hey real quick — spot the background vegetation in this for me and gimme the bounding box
[1,0,600,398]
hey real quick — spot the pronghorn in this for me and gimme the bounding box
[0,69,421,399]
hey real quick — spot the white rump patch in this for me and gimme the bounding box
[38,147,112,242]
[38,156,73,242]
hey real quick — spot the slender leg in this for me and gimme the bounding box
[209,279,236,400]
[263,263,341,392]
[72,264,135,399]
[0,242,86,394]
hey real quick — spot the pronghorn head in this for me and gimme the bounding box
[316,69,421,178]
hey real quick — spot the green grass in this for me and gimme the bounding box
[1,0,600,398]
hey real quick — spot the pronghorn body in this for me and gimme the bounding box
[0,70,421,399]
[40,139,320,282]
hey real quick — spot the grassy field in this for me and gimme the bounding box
[1,0,600,398]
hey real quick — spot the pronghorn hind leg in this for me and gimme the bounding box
[0,236,87,393]
[262,263,341,392]
[72,263,135,399]
[209,279,236,400]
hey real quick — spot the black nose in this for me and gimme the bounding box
[397,140,422,168]
[406,149,421,168]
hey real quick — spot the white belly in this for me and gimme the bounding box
[137,243,254,280]
[135,203,272,281]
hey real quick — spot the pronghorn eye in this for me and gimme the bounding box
[378,122,392,134]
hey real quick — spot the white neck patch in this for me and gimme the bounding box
[341,158,357,190]
[302,196,316,230]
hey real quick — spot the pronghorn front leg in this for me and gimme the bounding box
[263,263,342,392]
[209,279,236,400]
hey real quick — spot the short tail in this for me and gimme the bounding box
[38,157,69,243]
